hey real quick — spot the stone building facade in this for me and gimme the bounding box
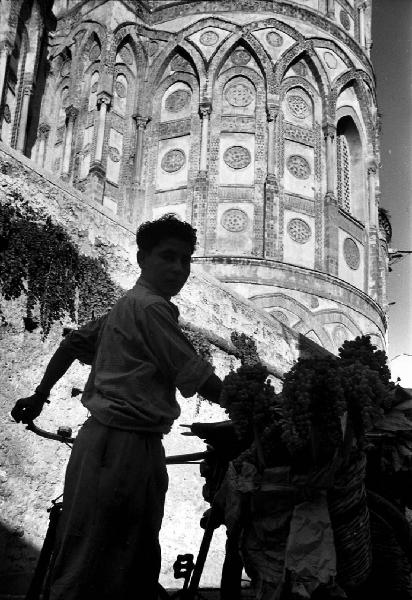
[0,0,393,591]
[0,0,389,354]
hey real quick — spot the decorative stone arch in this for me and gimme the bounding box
[7,0,30,30]
[250,292,333,350]
[280,77,324,124]
[335,105,367,222]
[142,68,200,209]
[147,42,204,108]
[207,33,273,99]
[329,69,376,152]
[176,14,238,68]
[112,25,147,73]
[246,16,305,44]
[72,21,107,57]
[276,43,329,105]
[112,33,144,113]
[149,70,199,123]
[310,37,354,70]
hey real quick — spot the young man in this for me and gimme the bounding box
[12,215,223,600]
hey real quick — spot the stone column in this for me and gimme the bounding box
[359,3,366,47]
[16,83,33,152]
[323,123,337,199]
[62,105,78,177]
[367,161,378,226]
[323,123,338,275]
[264,105,280,259]
[327,0,335,18]
[0,41,11,110]
[199,101,212,171]
[95,92,111,163]
[266,105,279,177]
[37,122,50,167]
[132,114,150,185]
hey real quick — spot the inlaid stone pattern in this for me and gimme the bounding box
[284,124,315,146]
[119,46,133,65]
[324,51,338,69]
[89,44,101,61]
[199,30,219,46]
[60,60,71,76]
[225,82,254,107]
[108,147,120,162]
[287,155,311,180]
[287,218,311,244]
[165,89,191,112]
[148,41,159,56]
[221,208,249,232]
[266,31,283,47]
[161,149,186,172]
[287,95,310,119]
[271,310,289,325]
[171,56,189,71]
[159,118,191,139]
[223,146,251,169]
[231,49,251,66]
[340,9,351,31]
[343,237,360,270]
[3,104,11,123]
[294,62,307,76]
[115,81,126,98]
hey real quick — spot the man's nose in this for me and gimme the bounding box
[171,258,186,273]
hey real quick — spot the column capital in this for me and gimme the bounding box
[132,114,150,129]
[65,105,79,121]
[324,191,338,206]
[322,122,336,139]
[0,39,13,54]
[266,104,279,121]
[23,83,34,96]
[199,101,212,118]
[38,122,51,139]
[97,91,112,108]
[327,0,335,18]
[367,156,379,174]
[265,174,279,191]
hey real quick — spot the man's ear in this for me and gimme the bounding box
[136,250,144,268]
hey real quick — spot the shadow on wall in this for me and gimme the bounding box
[0,520,39,597]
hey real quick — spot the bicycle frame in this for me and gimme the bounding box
[23,421,231,600]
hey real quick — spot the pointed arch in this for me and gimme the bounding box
[72,21,107,57]
[330,70,376,151]
[148,41,204,91]
[113,24,148,65]
[335,107,367,223]
[207,33,273,99]
[276,43,329,105]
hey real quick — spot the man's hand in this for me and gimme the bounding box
[11,390,49,424]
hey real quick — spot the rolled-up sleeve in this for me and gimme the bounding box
[145,302,214,398]
[59,314,108,365]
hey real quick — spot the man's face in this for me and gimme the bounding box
[137,237,192,298]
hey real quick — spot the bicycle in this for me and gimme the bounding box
[22,418,248,600]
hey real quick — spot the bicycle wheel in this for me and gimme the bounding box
[25,502,62,600]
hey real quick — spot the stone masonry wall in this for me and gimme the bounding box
[0,142,324,594]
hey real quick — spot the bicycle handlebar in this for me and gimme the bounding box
[24,421,214,465]
[26,421,76,443]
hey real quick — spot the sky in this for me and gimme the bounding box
[371,0,412,360]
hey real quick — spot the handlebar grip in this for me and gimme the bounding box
[26,421,75,443]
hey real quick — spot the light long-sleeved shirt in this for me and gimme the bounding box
[61,279,214,433]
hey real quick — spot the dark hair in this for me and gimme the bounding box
[136,214,197,254]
